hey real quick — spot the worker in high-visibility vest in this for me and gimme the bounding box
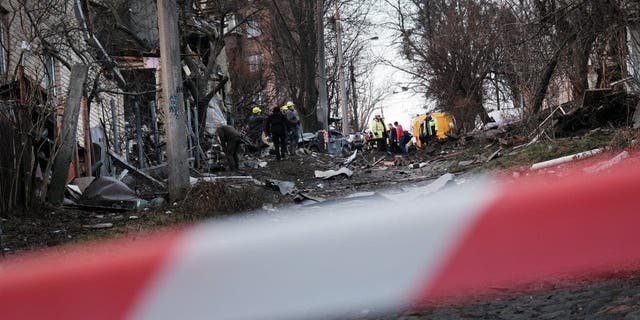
[427,115,437,138]
[371,115,386,151]
[419,114,438,146]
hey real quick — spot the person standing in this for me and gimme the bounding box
[247,106,267,149]
[395,121,406,154]
[265,106,289,160]
[428,115,438,140]
[394,121,404,139]
[371,115,386,151]
[387,123,398,154]
[283,101,300,154]
[216,124,243,171]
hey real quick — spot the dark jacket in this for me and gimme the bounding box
[248,114,267,135]
[216,125,242,147]
[388,127,397,143]
[266,108,289,136]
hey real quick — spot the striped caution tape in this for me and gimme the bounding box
[1,153,640,320]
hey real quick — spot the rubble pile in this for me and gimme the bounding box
[180,181,276,219]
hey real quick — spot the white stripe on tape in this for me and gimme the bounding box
[132,179,495,320]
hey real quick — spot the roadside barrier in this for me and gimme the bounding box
[1,151,640,320]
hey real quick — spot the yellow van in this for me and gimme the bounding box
[412,112,455,148]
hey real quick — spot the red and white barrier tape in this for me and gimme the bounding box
[1,153,640,320]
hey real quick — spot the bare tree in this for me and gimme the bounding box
[496,0,627,114]
[385,0,497,132]
[324,0,377,131]
[261,0,320,131]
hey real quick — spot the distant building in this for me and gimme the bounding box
[223,1,277,121]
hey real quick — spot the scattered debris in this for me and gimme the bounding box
[371,156,386,167]
[343,150,358,165]
[117,169,129,181]
[383,173,456,202]
[415,173,456,197]
[72,177,95,193]
[266,179,296,195]
[65,185,82,201]
[314,167,353,179]
[149,197,167,209]
[242,160,263,169]
[108,149,166,189]
[530,148,605,170]
[393,155,407,166]
[78,176,139,209]
[189,176,261,186]
[486,148,502,162]
[293,193,325,204]
[304,191,388,207]
[583,151,629,174]
[134,197,167,211]
[409,162,429,169]
[458,160,476,167]
[83,223,114,229]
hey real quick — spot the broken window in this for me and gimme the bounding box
[255,90,266,105]
[224,13,239,35]
[246,19,261,38]
[248,54,261,72]
[42,54,56,96]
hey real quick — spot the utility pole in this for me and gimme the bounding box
[316,0,329,132]
[349,61,359,131]
[334,1,349,135]
[157,0,190,200]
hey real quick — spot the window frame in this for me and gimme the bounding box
[248,53,262,73]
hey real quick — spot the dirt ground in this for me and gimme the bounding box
[1,127,639,319]
[373,272,640,320]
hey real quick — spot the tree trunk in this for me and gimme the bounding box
[531,56,559,114]
[568,36,596,103]
[47,64,88,205]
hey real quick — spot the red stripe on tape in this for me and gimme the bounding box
[0,230,183,320]
[418,161,640,303]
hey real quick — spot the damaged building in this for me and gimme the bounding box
[0,0,231,213]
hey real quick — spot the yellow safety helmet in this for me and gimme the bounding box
[252,106,261,114]
[285,101,295,107]
[281,105,289,111]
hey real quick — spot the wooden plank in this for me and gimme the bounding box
[48,65,89,205]
[107,149,166,189]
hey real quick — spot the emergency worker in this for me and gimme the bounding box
[265,106,289,160]
[216,124,243,171]
[428,115,438,139]
[371,115,386,151]
[247,106,267,149]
